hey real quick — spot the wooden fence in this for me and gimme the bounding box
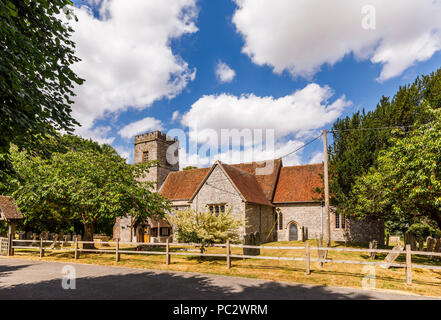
[10,239,441,285]
[0,237,8,256]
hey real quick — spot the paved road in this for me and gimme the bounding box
[0,257,436,300]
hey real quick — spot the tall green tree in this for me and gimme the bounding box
[9,136,170,246]
[350,104,441,233]
[0,1,83,167]
[329,68,441,217]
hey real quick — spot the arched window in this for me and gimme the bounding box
[277,211,283,230]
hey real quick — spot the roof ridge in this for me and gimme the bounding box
[283,163,323,169]
[222,162,255,177]
[230,158,282,166]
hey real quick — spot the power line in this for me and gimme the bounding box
[278,133,324,159]
[328,122,433,133]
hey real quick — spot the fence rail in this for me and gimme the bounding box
[10,239,441,285]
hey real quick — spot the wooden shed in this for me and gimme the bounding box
[0,196,24,255]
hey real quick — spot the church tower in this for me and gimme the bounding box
[134,131,179,191]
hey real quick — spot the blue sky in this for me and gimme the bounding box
[70,0,441,167]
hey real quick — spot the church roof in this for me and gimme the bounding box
[220,163,273,206]
[0,196,24,221]
[159,168,210,201]
[229,159,282,201]
[159,160,323,205]
[273,164,324,203]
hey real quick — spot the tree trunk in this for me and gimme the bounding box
[83,223,96,250]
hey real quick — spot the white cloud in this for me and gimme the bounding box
[118,117,164,139]
[215,61,236,83]
[69,0,198,138]
[171,110,181,123]
[179,83,345,166]
[177,139,304,169]
[113,145,132,163]
[182,83,351,143]
[79,126,115,145]
[309,151,324,164]
[233,0,441,81]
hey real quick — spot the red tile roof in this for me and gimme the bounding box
[159,160,322,204]
[221,163,273,206]
[0,196,24,220]
[273,164,324,203]
[230,159,282,201]
[159,168,210,200]
[160,160,282,203]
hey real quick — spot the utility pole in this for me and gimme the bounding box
[323,130,331,247]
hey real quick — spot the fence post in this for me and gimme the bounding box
[305,242,310,275]
[406,244,412,285]
[166,238,170,265]
[115,239,120,262]
[39,238,44,258]
[7,223,14,256]
[226,239,231,269]
[74,236,79,260]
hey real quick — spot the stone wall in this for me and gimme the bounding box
[276,202,384,245]
[114,216,134,242]
[275,203,324,241]
[345,217,385,245]
[275,203,384,244]
[245,204,276,243]
[190,165,246,237]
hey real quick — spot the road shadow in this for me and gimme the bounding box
[0,263,33,279]
[0,265,400,300]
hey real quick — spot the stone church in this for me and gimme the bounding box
[114,131,384,245]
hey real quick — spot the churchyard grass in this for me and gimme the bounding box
[10,240,441,297]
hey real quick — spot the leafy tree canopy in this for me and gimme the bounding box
[0,0,83,173]
[8,135,170,242]
[351,104,441,235]
[329,68,441,233]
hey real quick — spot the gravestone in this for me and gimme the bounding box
[389,236,400,244]
[404,231,417,251]
[32,233,39,247]
[434,239,441,260]
[63,235,70,247]
[426,236,434,252]
[418,238,424,252]
[25,231,33,240]
[369,240,378,260]
[243,232,260,256]
[301,227,309,242]
[49,234,61,249]
[381,244,403,269]
[41,231,49,240]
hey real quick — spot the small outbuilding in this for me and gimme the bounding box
[0,196,24,255]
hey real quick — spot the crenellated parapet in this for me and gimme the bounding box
[135,131,178,145]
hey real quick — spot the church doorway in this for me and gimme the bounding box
[289,223,298,241]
